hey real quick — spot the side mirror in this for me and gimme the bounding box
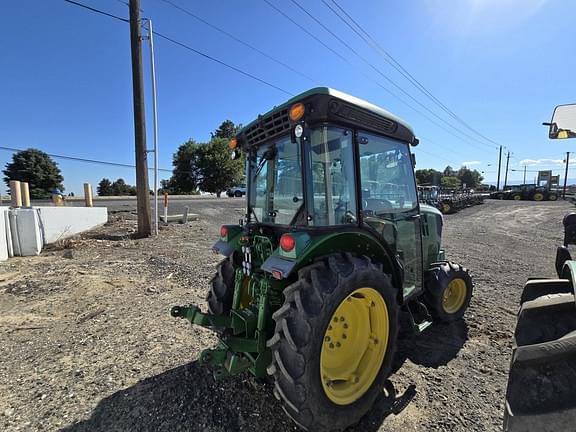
[545,104,576,139]
[411,153,416,168]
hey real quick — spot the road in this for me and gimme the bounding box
[25,195,247,222]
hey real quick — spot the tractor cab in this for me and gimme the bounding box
[172,88,472,432]
[227,88,440,301]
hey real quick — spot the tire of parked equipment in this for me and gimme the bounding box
[424,262,473,322]
[512,194,522,201]
[207,257,235,315]
[504,293,576,431]
[234,190,243,197]
[441,201,452,214]
[267,254,399,431]
[533,192,544,201]
[549,193,558,201]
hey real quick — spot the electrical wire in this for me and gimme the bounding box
[63,0,294,96]
[0,146,172,172]
[324,0,502,149]
[286,0,498,151]
[261,0,482,155]
[157,0,316,84]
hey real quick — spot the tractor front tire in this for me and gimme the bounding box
[267,254,399,431]
[424,262,473,322]
[207,257,235,315]
[549,193,558,201]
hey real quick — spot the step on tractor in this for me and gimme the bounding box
[172,88,473,431]
[504,103,576,431]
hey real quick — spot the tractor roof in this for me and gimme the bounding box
[236,87,417,148]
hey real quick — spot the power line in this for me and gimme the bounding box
[286,0,498,151]
[157,0,316,84]
[264,0,488,154]
[0,145,172,173]
[324,0,502,149]
[265,0,498,153]
[63,0,294,96]
[64,0,128,22]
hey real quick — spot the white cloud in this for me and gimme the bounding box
[519,158,576,167]
[462,161,481,166]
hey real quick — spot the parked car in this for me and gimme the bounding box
[226,184,246,197]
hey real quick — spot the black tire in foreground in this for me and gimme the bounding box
[504,291,576,431]
[424,262,473,322]
[207,257,235,315]
[267,254,399,431]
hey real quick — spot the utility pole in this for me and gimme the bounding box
[496,145,502,191]
[523,165,526,184]
[503,151,511,190]
[129,0,151,237]
[145,19,159,236]
[563,151,570,199]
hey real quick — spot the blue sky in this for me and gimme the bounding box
[1,0,575,194]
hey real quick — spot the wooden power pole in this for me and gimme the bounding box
[503,151,511,190]
[563,151,570,199]
[129,0,151,237]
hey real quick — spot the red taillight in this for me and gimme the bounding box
[220,226,228,237]
[280,234,296,252]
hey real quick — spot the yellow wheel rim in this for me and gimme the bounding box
[442,203,450,213]
[320,287,389,406]
[513,195,521,200]
[442,278,467,314]
[533,193,544,201]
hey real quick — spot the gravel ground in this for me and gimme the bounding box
[0,199,572,432]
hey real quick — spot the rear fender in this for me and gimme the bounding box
[263,231,402,296]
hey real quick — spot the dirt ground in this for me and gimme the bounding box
[0,199,571,432]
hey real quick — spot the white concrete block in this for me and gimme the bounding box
[36,207,108,245]
[9,208,43,256]
[0,208,8,261]
[4,208,13,257]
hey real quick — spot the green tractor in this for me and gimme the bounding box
[172,88,473,431]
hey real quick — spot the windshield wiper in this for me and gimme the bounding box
[254,146,277,178]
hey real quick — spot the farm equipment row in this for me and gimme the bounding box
[489,184,559,201]
[418,186,486,214]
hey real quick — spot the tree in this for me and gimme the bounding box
[109,178,136,196]
[441,176,461,189]
[3,148,64,199]
[456,166,484,189]
[415,168,442,185]
[169,137,244,196]
[443,165,456,178]
[199,137,244,196]
[97,178,113,196]
[211,120,241,139]
[170,139,205,193]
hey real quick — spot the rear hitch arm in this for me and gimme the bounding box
[170,305,231,328]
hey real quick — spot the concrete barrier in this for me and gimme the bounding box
[0,208,9,261]
[9,208,43,256]
[4,208,13,258]
[36,207,108,244]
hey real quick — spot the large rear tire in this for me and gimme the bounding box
[504,293,576,431]
[267,254,399,431]
[424,262,473,322]
[207,257,235,315]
